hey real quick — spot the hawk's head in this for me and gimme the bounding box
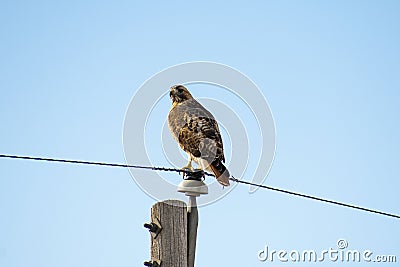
[169,85,193,104]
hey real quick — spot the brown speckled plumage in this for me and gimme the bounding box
[168,85,230,186]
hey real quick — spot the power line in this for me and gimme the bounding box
[0,154,213,176]
[0,153,399,220]
[229,177,400,219]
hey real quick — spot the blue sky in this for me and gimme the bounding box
[0,0,399,266]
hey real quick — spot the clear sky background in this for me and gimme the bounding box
[1,1,399,266]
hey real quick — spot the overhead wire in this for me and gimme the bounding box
[0,153,399,219]
[0,154,212,176]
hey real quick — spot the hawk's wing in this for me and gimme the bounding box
[178,116,225,163]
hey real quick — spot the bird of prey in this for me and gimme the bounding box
[168,85,230,186]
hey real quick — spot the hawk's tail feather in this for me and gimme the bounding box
[210,160,230,186]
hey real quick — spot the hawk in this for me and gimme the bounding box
[168,85,230,186]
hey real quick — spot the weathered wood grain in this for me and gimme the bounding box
[151,200,187,267]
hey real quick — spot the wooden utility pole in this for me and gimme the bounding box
[144,171,208,267]
[145,200,188,267]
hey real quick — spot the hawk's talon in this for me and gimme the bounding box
[181,160,194,178]
[181,161,193,171]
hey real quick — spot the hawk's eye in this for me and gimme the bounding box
[177,87,184,93]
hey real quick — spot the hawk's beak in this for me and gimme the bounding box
[169,88,176,98]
